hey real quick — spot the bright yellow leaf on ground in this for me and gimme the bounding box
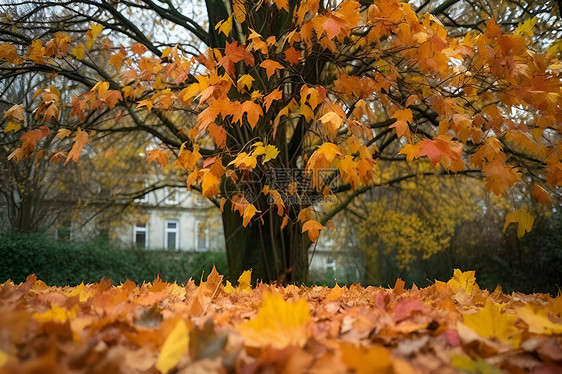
[156,319,189,374]
[237,292,310,349]
[68,282,94,302]
[447,269,479,295]
[326,281,342,301]
[516,304,562,335]
[0,351,9,367]
[463,300,521,348]
[33,305,77,323]
[238,269,252,292]
[340,343,392,374]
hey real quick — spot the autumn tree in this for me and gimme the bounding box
[1,0,561,283]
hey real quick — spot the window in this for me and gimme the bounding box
[164,187,178,205]
[134,193,147,203]
[56,219,72,241]
[134,223,148,249]
[165,220,179,250]
[324,256,336,272]
[195,221,208,251]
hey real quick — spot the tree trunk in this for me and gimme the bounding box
[221,198,310,284]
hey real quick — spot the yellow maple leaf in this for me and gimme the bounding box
[503,207,534,238]
[33,305,77,323]
[68,282,94,302]
[340,343,392,374]
[90,24,104,39]
[71,43,85,60]
[514,16,537,37]
[0,350,10,367]
[224,280,235,293]
[156,319,189,374]
[215,15,233,37]
[516,304,562,335]
[238,269,252,292]
[326,281,342,301]
[447,269,479,295]
[463,300,521,348]
[232,0,246,23]
[4,121,21,133]
[236,74,254,92]
[224,270,252,293]
[237,292,310,349]
[242,204,260,227]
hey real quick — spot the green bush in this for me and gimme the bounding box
[0,233,228,286]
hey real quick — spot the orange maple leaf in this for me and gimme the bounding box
[260,59,284,79]
[302,220,323,242]
[65,130,89,164]
[284,47,302,65]
[264,88,282,112]
[147,148,168,167]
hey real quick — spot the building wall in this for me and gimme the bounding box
[113,187,225,252]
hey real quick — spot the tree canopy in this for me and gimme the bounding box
[1,0,561,282]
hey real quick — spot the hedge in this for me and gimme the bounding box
[0,233,228,286]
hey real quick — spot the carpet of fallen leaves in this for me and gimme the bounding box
[1,268,561,374]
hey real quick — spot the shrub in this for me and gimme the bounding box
[0,233,228,286]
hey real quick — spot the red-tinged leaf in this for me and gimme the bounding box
[42,103,59,122]
[65,130,89,164]
[323,14,346,39]
[51,151,66,164]
[208,122,226,148]
[131,42,147,56]
[393,297,427,322]
[241,101,263,129]
[302,220,323,242]
[264,88,282,112]
[389,109,413,139]
[100,90,122,108]
[20,129,45,154]
[284,47,301,65]
[148,148,168,167]
[104,148,115,159]
[260,59,284,79]
[531,184,553,206]
[418,136,464,172]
